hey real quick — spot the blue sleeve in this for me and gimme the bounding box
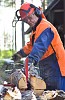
[28,28,54,65]
[19,49,28,57]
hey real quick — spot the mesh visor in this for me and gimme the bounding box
[19,8,34,20]
[19,9,28,20]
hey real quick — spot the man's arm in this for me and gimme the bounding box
[28,28,54,65]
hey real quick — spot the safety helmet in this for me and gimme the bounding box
[19,3,35,20]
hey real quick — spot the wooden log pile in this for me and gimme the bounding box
[0,69,65,100]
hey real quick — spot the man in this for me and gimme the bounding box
[12,2,65,91]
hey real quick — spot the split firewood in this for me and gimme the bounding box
[3,92,13,100]
[9,69,27,90]
[30,75,46,95]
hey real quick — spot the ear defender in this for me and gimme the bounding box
[30,4,42,17]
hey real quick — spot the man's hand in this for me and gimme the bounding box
[28,63,38,76]
[12,52,22,62]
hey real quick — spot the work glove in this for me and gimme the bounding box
[28,63,38,77]
[12,52,22,62]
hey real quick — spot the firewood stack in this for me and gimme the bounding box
[8,68,46,95]
[1,69,65,100]
[3,88,65,100]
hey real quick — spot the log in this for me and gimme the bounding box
[30,75,46,95]
[9,69,27,90]
[3,93,12,100]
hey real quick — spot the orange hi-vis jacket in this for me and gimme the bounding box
[22,18,65,76]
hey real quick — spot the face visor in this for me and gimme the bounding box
[16,7,34,21]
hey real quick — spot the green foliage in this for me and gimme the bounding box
[0,50,15,59]
[0,60,4,68]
